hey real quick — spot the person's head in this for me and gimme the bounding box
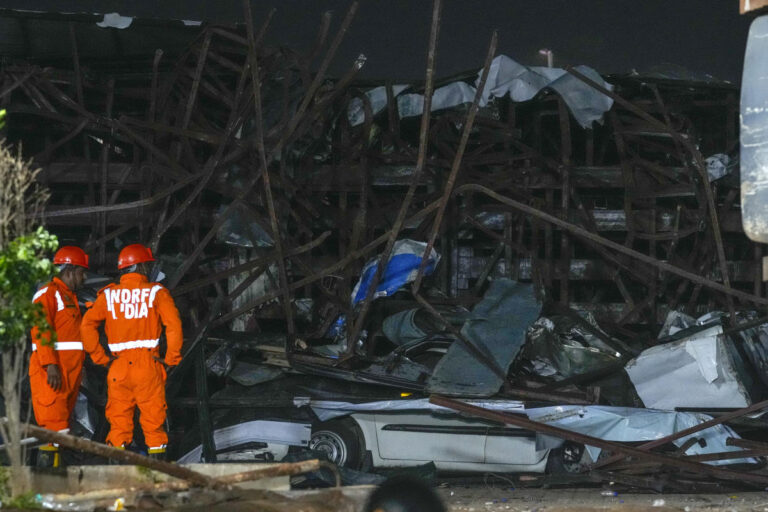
[365,476,446,512]
[53,246,89,290]
[117,244,155,276]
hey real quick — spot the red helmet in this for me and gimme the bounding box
[53,246,89,269]
[117,244,155,270]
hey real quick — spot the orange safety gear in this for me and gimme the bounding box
[53,246,89,269]
[29,277,85,431]
[81,273,183,450]
[117,244,155,270]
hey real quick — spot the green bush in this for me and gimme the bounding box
[0,227,58,349]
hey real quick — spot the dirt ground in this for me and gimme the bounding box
[127,483,768,511]
[438,487,768,511]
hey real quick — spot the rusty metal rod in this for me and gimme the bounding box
[454,184,768,306]
[307,11,332,64]
[149,43,252,249]
[39,168,206,218]
[721,315,768,336]
[176,31,212,151]
[214,198,443,325]
[412,29,498,293]
[345,0,442,355]
[33,118,89,161]
[567,66,734,309]
[167,2,359,289]
[683,449,765,463]
[727,437,768,451]
[244,0,296,346]
[0,68,35,99]
[114,119,190,180]
[173,231,330,297]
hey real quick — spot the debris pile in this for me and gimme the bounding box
[2,1,768,501]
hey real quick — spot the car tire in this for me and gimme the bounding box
[309,419,365,470]
[545,441,585,474]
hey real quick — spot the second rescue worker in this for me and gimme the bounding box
[81,244,182,460]
[29,246,90,467]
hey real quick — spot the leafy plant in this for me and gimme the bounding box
[0,228,58,346]
[0,467,39,509]
[0,121,54,496]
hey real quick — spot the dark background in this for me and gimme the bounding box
[0,0,759,82]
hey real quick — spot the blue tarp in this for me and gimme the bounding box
[351,239,439,306]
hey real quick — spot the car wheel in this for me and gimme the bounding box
[545,441,585,474]
[309,419,365,470]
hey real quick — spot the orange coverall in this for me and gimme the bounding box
[29,277,85,431]
[81,273,183,450]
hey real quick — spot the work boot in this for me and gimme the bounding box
[36,444,60,468]
[108,444,126,465]
[147,446,167,462]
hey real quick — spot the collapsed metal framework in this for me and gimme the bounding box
[2,1,767,490]
[432,395,768,493]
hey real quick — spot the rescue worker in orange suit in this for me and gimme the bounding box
[30,246,90,468]
[81,244,183,460]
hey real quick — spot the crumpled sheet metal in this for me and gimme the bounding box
[705,153,735,182]
[528,405,757,466]
[626,324,752,410]
[427,279,541,396]
[396,81,477,118]
[479,56,614,128]
[658,310,696,339]
[730,315,768,390]
[348,55,614,128]
[178,420,311,463]
[524,315,622,379]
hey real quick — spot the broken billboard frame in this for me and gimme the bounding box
[3,0,768,491]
